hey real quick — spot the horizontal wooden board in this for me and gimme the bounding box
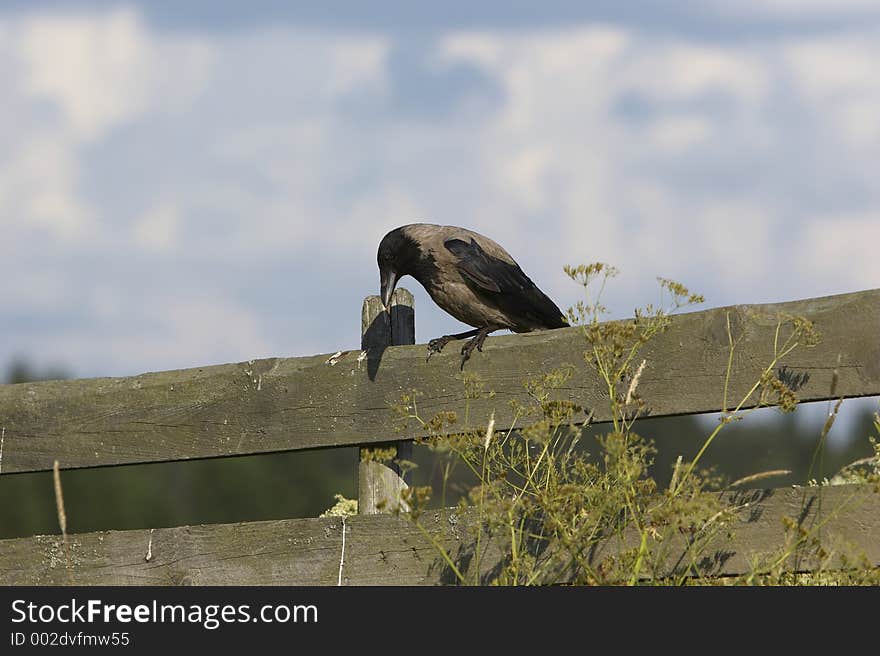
[1,484,877,585]
[0,288,878,473]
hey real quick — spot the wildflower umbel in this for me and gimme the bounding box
[395,263,870,585]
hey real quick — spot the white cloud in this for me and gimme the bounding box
[346,187,429,253]
[160,297,273,369]
[326,38,389,96]
[0,8,213,250]
[1,7,399,374]
[496,145,554,212]
[0,135,93,239]
[645,115,712,152]
[715,0,880,18]
[694,203,774,288]
[132,203,181,253]
[619,42,769,106]
[20,8,150,141]
[784,33,880,146]
[36,296,273,376]
[798,213,880,287]
[435,26,880,305]
[19,7,213,142]
[2,6,879,379]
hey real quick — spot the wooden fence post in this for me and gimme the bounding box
[358,288,414,514]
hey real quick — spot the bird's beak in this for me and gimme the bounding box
[380,268,399,311]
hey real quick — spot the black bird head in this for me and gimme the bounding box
[377,226,421,309]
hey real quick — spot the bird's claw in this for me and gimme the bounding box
[426,329,491,368]
[426,337,450,361]
[459,332,487,370]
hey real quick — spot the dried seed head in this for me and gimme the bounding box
[625,359,647,406]
[483,412,496,451]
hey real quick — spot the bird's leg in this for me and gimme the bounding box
[427,328,481,361]
[460,326,496,370]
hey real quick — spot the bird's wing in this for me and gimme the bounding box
[444,238,568,330]
[445,240,501,292]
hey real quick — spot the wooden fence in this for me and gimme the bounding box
[0,287,878,584]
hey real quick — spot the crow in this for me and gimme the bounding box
[377,223,569,368]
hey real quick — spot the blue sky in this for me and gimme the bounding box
[2,0,878,409]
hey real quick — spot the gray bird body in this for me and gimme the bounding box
[377,223,568,340]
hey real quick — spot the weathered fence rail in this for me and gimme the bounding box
[0,288,877,475]
[1,287,879,585]
[2,485,878,585]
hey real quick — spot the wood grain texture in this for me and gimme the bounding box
[0,289,877,474]
[1,484,877,585]
[359,289,414,514]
